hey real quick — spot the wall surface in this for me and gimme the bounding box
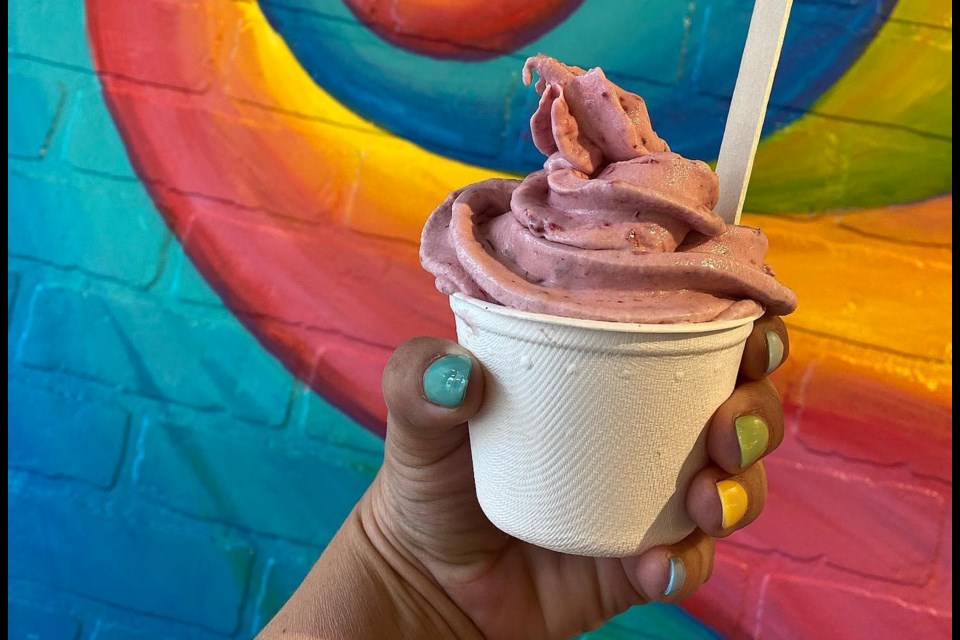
[8,1,952,639]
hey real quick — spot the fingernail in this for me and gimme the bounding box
[717,479,749,530]
[765,331,784,374]
[423,355,473,408]
[735,415,769,468]
[663,557,686,597]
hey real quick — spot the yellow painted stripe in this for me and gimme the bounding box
[748,0,952,211]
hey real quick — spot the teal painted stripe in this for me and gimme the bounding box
[583,603,723,640]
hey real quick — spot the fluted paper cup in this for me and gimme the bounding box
[450,293,759,558]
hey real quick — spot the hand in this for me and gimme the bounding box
[259,315,789,640]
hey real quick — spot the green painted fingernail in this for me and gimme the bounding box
[735,415,770,468]
[663,557,686,597]
[423,355,473,408]
[766,331,784,374]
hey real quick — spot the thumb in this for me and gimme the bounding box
[382,337,485,466]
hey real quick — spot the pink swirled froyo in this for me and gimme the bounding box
[420,55,798,323]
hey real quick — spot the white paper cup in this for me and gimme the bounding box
[450,293,759,558]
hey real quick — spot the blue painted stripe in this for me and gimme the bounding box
[261,0,893,173]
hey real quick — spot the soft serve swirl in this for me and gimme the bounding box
[420,55,798,323]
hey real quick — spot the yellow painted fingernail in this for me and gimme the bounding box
[717,479,749,529]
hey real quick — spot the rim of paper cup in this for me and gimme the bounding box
[451,293,762,334]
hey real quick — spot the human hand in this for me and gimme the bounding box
[259,315,789,640]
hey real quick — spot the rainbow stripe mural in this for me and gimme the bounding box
[8,0,951,638]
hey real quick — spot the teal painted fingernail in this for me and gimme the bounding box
[766,331,784,374]
[423,355,473,408]
[663,557,686,597]
[735,415,770,468]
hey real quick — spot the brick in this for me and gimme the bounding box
[260,0,355,17]
[91,94,260,207]
[87,0,222,92]
[169,246,223,307]
[890,1,952,27]
[8,173,168,286]
[92,628,163,640]
[936,501,953,599]
[91,620,223,640]
[220,10,370,129]
[813,223,949,353]
[307,335,392,435]
[795,368,952,481]
[342,144,432,241]
[8,383,129,488]
[807,20,952,138]
[795,0,866,6]
[300,387,384,456]
[683,556,750,638]
[222,315,393,435]
[693,2,881,109]
[8,0,94,69]
[837,198,952,247]
[8,602,80,640]
[252,554,317,633]
[758,576,952,639]
[517,0,690,87]
[17,286,293,426]
[99,91,354,223]
[175,203,447,352]
[8,492,253,634]
[774,2,885,107]
[9,272,20,322]
[135,421,374,543]
[739,460,945,585]
[690,2,751,100]
[261,6,511,161]
[61,87,136,178]
[8,72,66,159]
[593,603,720,640]
[91,624,216,640]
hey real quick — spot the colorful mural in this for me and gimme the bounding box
[8,0,952,639]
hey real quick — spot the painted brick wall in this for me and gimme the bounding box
[8,5,383,637]
[8,1,952,639]
[10,6,701,639]
[5,4,719,636]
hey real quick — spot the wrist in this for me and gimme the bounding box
[258,477,482,640]
[353,477,484,640]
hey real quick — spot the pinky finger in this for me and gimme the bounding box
[627,529,715,604]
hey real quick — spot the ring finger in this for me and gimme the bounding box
[686,461,768,538]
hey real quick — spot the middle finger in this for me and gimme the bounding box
[707,377,785,474]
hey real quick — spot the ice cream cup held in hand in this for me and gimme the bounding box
[450,293,760,558]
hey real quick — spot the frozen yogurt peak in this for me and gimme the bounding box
[421,55,797,323]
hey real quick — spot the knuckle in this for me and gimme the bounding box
[765,375,784,400]
[385,337,441,378]
[701,539,716,584]
[383,338,431,400]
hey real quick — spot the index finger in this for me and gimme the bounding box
[739,313,790,380]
